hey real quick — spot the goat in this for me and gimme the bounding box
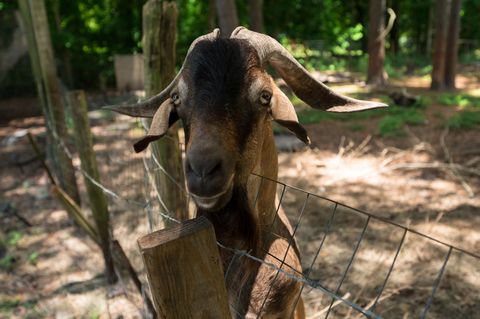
[107,27,386,318]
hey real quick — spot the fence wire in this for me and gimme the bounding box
[40,111,480,319]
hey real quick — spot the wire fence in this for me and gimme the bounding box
[40,109,480,319]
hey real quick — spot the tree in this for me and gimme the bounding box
[430,0,450,90]
[444,0,462,89]
[248,0,264,33]
[367,0,387,86]
[208,0,216,30]
[215,0,238,36]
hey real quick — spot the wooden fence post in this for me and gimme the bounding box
[18,0,80,204]
[68,90,117,284]
[138,216,231,318]
[143,0,188,226]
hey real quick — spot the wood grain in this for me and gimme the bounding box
[138,216,231,318]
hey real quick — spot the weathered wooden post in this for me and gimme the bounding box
[138,216,231,318]
[68,90,117,284]
[18,0,80,204]
[143,0,188,225]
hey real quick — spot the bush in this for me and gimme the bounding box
[447,111,480,130]
[438,94,480,109]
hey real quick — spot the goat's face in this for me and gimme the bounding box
[106,27,387,213]
[176,40,274,211]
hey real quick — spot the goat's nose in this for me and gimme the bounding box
[187,154,222,178]
[185,147,228,197]
[185,145,226,178]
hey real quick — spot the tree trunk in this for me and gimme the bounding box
[51,0,74,88]
[208,0,216,30]
[143,0,188,225]
[444,0,462,89]
[426,1,435,56]
[431,0,450,90]
[215,0,239,36]
[248,0,264,33]
[367,0,387,86]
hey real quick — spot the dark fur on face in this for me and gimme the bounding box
[181,38,263,152]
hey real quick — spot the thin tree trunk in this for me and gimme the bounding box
[208,0,216,30]
[426,2,435,56]
[248,0,264,33]
[215,0,239,36]
[367,0,387,86]
[431,0,450,90]
[51,0,74,88]
[143,0,188,225]
[444,0,462,89]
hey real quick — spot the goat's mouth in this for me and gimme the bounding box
[190,176,234,211]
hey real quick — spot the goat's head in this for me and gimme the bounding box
[107,27,386,212]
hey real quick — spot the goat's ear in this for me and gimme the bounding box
[133,99,179,153]
[270,86,310,145]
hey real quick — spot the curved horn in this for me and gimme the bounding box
[231,27,387,112]
[105,28,221,117]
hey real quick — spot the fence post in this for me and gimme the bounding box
[68,90,117,284]
[138,216,231,318]
[143,0,188,226]
[18,0,80,204]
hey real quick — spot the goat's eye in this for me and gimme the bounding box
[171,93,180,105]
[259,91,272,105]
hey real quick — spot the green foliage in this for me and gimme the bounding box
[447,111,480,130]
[0,255,15,271]
[45,0,145,88]
[0,298,21,311]
[296,107,387,124]
[346,123,366,132]
[4,231,22,246]
[438,94,480,109]
[0,297,42,318]
[28,252,39,265]
[378,116,405,137]
[377,107,426,137]
[0,231,23,271]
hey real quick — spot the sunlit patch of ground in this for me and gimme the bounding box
[277,132,479,318]
[1,114,147,318]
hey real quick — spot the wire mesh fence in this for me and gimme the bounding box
[43,108,480,319]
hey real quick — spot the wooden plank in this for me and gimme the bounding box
[138,216,231,318]
[18,0,80,204]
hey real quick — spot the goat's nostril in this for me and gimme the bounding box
[210,162,222,175]
[199,159,221,178]
[188,157,222,178]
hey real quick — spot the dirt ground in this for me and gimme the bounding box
[1,75,479,318]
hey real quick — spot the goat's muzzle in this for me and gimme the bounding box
[185,144,235,211]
